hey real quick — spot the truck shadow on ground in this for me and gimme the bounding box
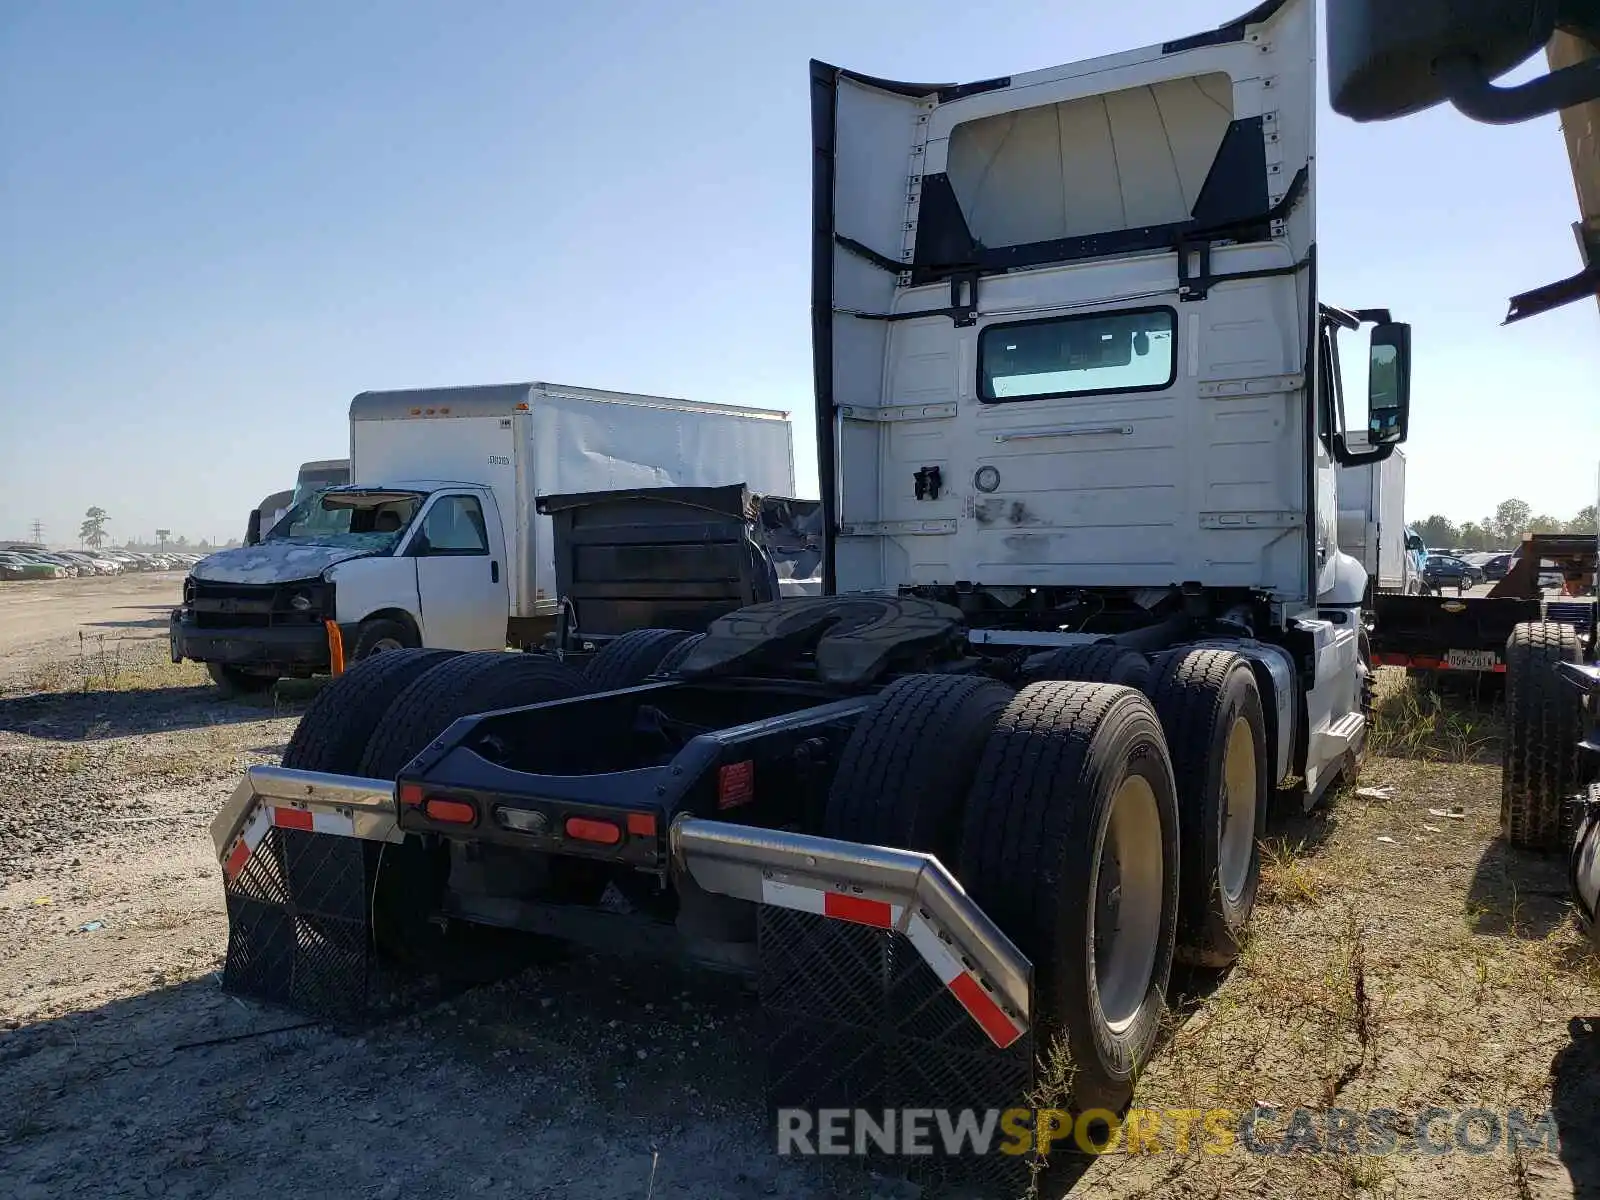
[0,687,312,741]
[1551,1015,1600,1197]
[0,954,881,1200]
[84,604,178,631]
[1464,837,1574,940]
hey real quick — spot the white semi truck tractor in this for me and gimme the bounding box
[206,2,1420,1189]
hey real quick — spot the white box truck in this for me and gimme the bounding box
[173,382,794,692]
[245,459,351,545]
[1338,445,1423,597]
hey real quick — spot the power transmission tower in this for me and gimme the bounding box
[29,519,44,545]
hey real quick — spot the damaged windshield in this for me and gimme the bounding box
[263,489,424,551]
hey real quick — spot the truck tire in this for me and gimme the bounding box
[1503,622,1585,851]
[823,673,1014,863]
[282,648,457,773]
[358,652,585,781]
[656,632,707,675]
[350,618,416,660]
[583,628,695,690]
[206,662,278,696]
[957,681,1179,1114]
[1148,649,1268,968]
[1033,643,1150,690]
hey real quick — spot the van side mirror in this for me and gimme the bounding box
[1366,322,1411,445]
[245,510,262,547]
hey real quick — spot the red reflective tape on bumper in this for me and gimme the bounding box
[224,839,251,881]
[273,807,315,831]
[822,892,895,928]
[949,971,1023,1048]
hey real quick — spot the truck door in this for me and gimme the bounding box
[406,490,509,650]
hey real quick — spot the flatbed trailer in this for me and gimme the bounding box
[1368,532,1597,677]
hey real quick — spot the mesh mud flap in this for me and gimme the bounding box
[223,827,374,1018]
[759,906,1035,1197]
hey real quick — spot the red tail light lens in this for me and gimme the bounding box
[422,797,477,825]
[398,782,424,809]
[565,817,622,845]
[626,812,657,837]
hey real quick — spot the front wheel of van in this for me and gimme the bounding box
[206,662,278,696]
[351,618,416,661]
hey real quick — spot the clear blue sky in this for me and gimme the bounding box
[2,0,1595,547]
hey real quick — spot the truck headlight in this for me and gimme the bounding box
[290,591,313,612]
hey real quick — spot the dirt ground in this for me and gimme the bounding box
[1,578,1596,1199]
[0,572,188,672]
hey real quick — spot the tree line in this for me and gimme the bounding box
[72,507,237,552]
[1413,498,1598,553]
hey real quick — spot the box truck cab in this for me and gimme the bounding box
[174,382,795,693]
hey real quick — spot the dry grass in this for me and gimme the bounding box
[7,635,210,698]
[1368,671,1501,764]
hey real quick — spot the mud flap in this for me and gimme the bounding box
[223,826,373,1017]
[212,768,402,1018]
[674,818,1036,1192]
[759,906,1035,1194]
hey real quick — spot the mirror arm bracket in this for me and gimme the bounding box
[1331,433,1397,468]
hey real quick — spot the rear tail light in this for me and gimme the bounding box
[626,812,657,837]
[398,782,424,809]
[565,817,622,845]
[422,797,477,825]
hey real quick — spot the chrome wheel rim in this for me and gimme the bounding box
[1092,775,1164,1033]
[1218,716,1258,904]
[368,637,405,656]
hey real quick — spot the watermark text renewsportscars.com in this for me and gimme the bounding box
[776,1106,1560,1158]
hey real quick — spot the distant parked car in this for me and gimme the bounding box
[0,552,68,579]
[1481,553,1513,581]
[29,552,80,576]
[1423,554,1485,592]
[62,551,120,575]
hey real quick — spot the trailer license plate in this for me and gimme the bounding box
[1446,650,1497,671]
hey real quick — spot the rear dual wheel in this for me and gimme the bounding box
[582,627,696,691]
[822,673,1016,863]
[1148,650,1268,968]
[958,682,1180,1113]
[824,675,1177,1111]
[364,653,588,976]
[829,660,1267,1112]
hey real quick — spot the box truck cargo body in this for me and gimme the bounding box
[1337,446,1419,595]
[348,383,795,621]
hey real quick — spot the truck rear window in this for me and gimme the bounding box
[979,307,1176,403]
